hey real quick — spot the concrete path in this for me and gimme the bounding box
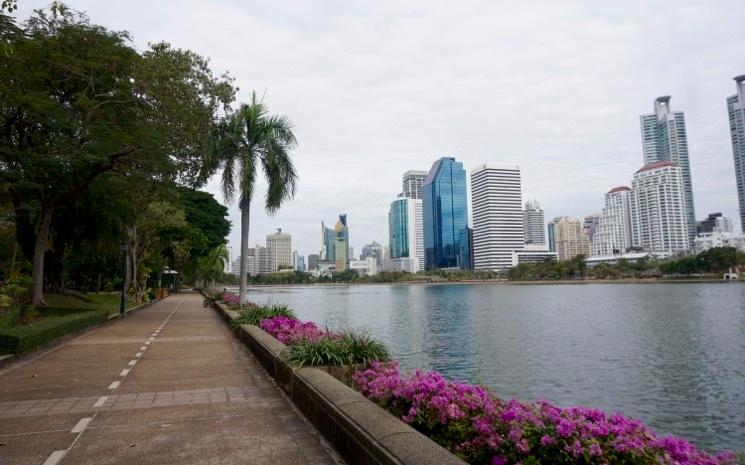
[0,291,339,465]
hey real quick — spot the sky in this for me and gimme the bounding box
[15,0,745,259]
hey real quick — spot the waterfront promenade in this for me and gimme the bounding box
[0,292,338,465]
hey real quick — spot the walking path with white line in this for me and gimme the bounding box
[0,291,338,465]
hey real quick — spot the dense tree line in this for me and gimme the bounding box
[506,247,744,281]
[1,4,236,304]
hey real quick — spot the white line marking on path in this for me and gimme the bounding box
[135,352,143,358]
[108,381,120,390]
[70,418,92,434]
[145,341,151,345]
[119,369,129,377]
[93,396,108,407]
[140,346,146,351]
[42,450,66,465]
[128,360,137,366]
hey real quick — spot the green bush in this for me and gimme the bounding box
[0,309,108,354]
[232,303,295,327]
[287,330,390,367]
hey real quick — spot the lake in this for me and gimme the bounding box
[236,282,745,452]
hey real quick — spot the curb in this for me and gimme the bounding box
[211,299,465,465]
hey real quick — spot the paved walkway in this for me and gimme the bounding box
[0,292,339,465]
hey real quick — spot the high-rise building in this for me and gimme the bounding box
[334,214,350,271]
[402,170,428,199]
[583,213,601,243]
[388,197,424,272]
[266,229,292,272]
[630,161,689,254]
[697,212,733,235]
[422,157,470,270]
[727,75,745,231]
[230,256,241,275]
[360,242,385,266]
[590,187,633,257]
[307,254,320,271]
[321,222,335,262]
[640,96,696,242]
[523,200,546,245]
[547,222,556,253]
[244,245,271,276]
[471,163,523,271]
[549,217,590,261]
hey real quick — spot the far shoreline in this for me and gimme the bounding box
[233,277,743,288]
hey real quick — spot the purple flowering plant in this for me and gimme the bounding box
[259,316,329,344]
[352,362,738,465]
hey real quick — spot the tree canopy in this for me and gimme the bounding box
[0,4,235,303]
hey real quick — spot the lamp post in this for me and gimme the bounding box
[120,241,127,319]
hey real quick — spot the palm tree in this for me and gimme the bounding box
[196,244,230,289]
[215,92,298,306]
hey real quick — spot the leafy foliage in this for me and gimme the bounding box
[0,5,235,303]
[231,302,296,326]
[0,307,109,354]
[353,362,738,465]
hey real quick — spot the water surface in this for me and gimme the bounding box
[238,283,745,452]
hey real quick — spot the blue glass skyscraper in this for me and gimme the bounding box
[422,157,470,270]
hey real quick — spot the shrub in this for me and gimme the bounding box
[287,337,344,367]
[259,316,327,344]
[232,303,295,327]
[337,330,390,366]
[287,330,390,367]
[352,362,738,465]
[0,309,109,354]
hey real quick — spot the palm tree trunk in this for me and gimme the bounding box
[239,197,250,306]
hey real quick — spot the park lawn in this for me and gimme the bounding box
[45,292,137,317]
[0,293,139,355]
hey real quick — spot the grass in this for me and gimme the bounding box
[232,303,296,327]
[0,292,140,355]
[45,292,137,317]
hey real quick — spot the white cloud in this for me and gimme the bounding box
[16,0,745,255]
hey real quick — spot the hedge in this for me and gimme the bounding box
[0,309,109,354]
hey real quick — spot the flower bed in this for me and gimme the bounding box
[259,316,328,343]
[217,291,739,465]
[352,362,738,465]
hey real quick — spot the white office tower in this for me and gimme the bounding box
[549,217,590,261]
[727,76,745,232]
[388,197,424,272]
[630,162,690,255]
[402,170,428,199]
[640,96,696,243]
[590,187,633,257]
[523,200,546,245]
[471,163,523,271]
[266,229,292,272]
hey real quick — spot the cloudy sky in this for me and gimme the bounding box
[16,0,745,258]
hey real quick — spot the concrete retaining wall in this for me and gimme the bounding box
[212,300,465,465]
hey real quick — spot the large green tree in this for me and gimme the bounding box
[213,93,298,305]
[0,4,235,304]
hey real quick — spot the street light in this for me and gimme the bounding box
[120,241,127,319]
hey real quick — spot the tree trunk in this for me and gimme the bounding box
[30,208,53,305]
[239,197,250,306]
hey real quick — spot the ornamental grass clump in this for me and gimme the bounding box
[232,303,295,327]
[352,362,738,465]
[287,329,390,367]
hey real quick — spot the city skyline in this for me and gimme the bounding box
[14,1,744,256]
